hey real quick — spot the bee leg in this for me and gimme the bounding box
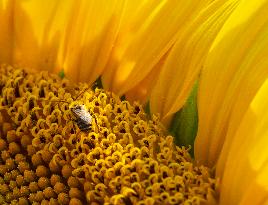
[69,118,82,134]
[91,114,99,132]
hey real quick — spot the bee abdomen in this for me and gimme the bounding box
[75,118,91,132]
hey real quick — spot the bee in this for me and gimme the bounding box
[70,104,98,132]
[40,86,99,132]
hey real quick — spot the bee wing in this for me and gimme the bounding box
[82,111,93,124]
[73,108,92,124]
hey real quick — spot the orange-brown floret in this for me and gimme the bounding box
[0,65,218,204]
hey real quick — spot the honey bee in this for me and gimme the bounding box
[70,104,97,132]
[41,86,99,132]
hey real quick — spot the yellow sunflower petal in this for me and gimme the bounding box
[102,0,212,96]
[62,0,125,84]
[12,0,74,73]
[101,0,159,92]
[150,0,238,123]
[12,0,125,82]
[0,0,13,64]
[195,0,268,169]
[219,79,268,205]
[125,52,169,104]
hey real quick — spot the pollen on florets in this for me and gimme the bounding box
[0,64,218,204]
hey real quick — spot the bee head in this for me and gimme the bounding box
[72,105,82,110]
[70,104,87,115]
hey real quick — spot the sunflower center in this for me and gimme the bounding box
[0,64,218,204]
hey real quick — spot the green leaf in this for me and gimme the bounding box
[58,70,65,79]
[144,101,151,115]
[93,76,103,89]
[120,95,126,101]
[169,81,198,157]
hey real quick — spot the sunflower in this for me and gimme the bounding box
[0,0,267,204]
[195,0,268,204]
